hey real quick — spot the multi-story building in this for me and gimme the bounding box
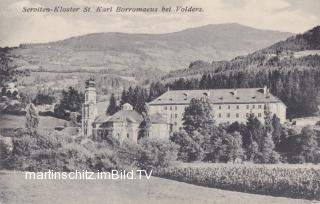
[148,87,286,132]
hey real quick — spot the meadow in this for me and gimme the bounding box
[0,170,316,204]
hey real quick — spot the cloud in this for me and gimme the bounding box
[0,0,319,47]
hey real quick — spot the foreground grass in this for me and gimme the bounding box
[154,163,320,200]
[0,171,317,204]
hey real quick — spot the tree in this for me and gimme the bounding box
[245,114,264,150]
[138,105,151,140]
[25,103,39,134]
[69,112,79,127]
[54,87,84,120]
[272,115,282,146]
[260,132,280,163]
[120,86,148,114]
[106,93,118,115]
[138,137,178,171]
[264,104,273,134]
[0,48,18,86]
[33,92,56,105]
[300,126,318,163]
[224,132,244,162]
[149,82,166,101]
[170,130,204,162]
[182,98,214,135]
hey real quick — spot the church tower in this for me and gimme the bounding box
[82,79,97,136]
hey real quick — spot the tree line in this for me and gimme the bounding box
[170,98,320,164]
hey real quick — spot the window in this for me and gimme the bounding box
[252,105,255,109]
[236,113,239,118]
[175,114,178,118]
[227,113,230,118]
[170,106,172,110]
[164,106,167,110]
[175,106,177,110]
[258,105,262,109]
[258,113,262,117]
[236,105,239,109]
[218,113,222,118]
[219,105,222,110]
[246,105,249,109]
[127,133,130,139]
[228,105,231,109]
[174,122,177,126]
[246,113,249,117]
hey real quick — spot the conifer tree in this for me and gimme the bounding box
[25,103,39,134]
[300,126,318,162]
[106,93,118,115]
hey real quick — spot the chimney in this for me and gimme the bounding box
[263,86,267,95]
[233,89,238,96]
[183,92,189,100]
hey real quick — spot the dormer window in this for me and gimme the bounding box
[203,91,210,97]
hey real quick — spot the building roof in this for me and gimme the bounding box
[94,114,111,124]
[94,110,143,124]
[148,88,284,105]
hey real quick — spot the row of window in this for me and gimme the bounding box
[218,112,262,118]
[163,104,265,111]
[170,113,178,118]
[218,104,264,110]
[164,106,178,111]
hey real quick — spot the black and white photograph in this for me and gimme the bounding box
[0,0,320,203]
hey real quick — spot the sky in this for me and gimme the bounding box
[0,0,319,47]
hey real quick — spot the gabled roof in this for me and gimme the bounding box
[148,88,284,105]
[94,114,111,123]
[94,110,143,124]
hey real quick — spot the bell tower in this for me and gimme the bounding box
[82,78,97,136]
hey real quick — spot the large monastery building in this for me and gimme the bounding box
[148,87,286,132]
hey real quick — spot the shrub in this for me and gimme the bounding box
[138,137,178,171]
[170,130,204,162]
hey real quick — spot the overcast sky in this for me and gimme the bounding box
[0,0,319,47]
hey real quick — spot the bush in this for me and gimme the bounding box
[170,130,204,162]
[0,136,13,169]
[138,137,178,171]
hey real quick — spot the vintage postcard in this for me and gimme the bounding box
[0,0,320,204]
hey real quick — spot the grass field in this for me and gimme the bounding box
[0,114,68,130]
[0,171,317,204]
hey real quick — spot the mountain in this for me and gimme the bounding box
[161,25,320,118]
[11,23,292,76]
[164,25,320,80]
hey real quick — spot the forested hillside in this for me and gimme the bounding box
[163,26,320,119]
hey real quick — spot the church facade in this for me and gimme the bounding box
[81,79,169,142]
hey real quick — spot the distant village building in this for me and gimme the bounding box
[81,79,169,142]
[1,83,19,97]
[148,87,286,132]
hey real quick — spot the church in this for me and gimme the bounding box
[81,79,170,143]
